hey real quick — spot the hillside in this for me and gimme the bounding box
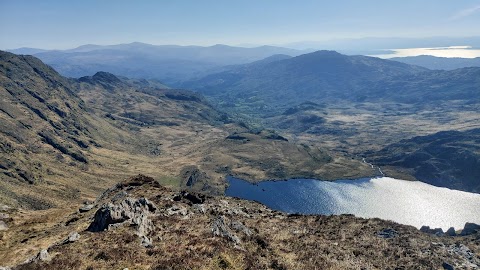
[391,55,480,70]
[367,129,480,193]
[0,51,105,208]
[182,50,432,117]
[12,43,306,84]
[183,50,480,117]
[0,51,374,209]
[2,175,479,269]
[182,50,480,192]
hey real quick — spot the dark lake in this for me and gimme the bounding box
[225,176,480,230]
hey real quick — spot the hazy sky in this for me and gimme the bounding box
[1,0,480,49]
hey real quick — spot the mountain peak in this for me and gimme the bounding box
[78,71,122,89]
[92,71,121,83]
[308,50,344,57]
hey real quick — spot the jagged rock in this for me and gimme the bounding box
[377,228,398,239]
[211,216,252,244]
[79,204,94,213]
[88,197,156,246]
[0,266,11,270]
[460,222,480,236]
[0,213,9,219]
[447,243,479,268]
[420,226,444,236]
[446,227,456,236]
[212,216,240,244]
[88,197,156,232]
[0,204,10,211]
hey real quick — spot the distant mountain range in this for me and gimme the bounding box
[7,42,308,84]
[391,55,480,70]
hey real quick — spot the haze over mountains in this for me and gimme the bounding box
[8,43,308,84]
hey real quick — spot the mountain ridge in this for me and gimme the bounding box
[7,43,309,84]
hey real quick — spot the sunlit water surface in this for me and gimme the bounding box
[226,177,480,230]
[372,46,480,58]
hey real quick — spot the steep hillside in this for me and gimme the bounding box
[2,175,479,269]
[0,51,102,208]
[367,129,480,193]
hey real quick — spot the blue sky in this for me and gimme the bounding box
[1,0,480,49]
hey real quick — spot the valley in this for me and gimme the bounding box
[0,47,479,269]
[2,1,480,269]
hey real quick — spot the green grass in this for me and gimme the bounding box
[157,175,181,188]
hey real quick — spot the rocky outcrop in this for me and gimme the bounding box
[460,222,480,236]
[180,166,208,187]
[87,196,157,246]
[445,227,456,236]
[419,223,480,237]
[211,216,241,245]
[420,226,444,236]
[211,215,252,245]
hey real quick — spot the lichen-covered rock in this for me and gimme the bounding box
[211,215,253,245]
[87,197,157,246]
[212,215,240,244]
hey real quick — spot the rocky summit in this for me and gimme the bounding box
[1,175,478,270]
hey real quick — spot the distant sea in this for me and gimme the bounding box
[371,46,480,59]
